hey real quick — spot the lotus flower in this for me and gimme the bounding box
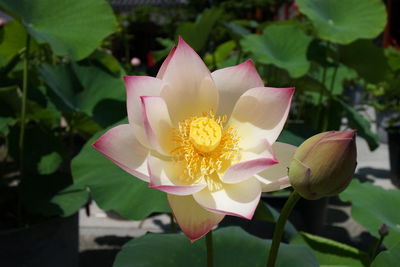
[93,37,296,241]
[288,131,357,200]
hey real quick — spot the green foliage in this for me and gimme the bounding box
[339,40,390,83]
[0,116,15,136]
[177,8,223,52]
[292,232,369,266]
[204,40,236,68]
[37,152,62,175]
[297,0,387,44]
[113,226,318,267]
[0,0,117,60]
[39,61,125,127]
[371,243,400,267]
[0,20,26,67]
[241,24,312,78]
[71,120,170,220]
[340,180,400,249]
[338,100,379,151]
[19,172,89,217]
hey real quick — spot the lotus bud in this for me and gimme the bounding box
[288,131,357,200]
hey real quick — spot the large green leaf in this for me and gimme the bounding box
[71,120,170,220]
[241,24,312,78]
[297,0,387,44]
[113,226,318,267]
[338,99,379,151]
[177,8,222,52]
[340,180,400,249]
[339,40,390,83]
[39,62,125,127]
[371,243,400,267]
[291,232,369,266]
[0,0,117,60]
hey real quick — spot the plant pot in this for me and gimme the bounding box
[387,126,400,188]
[0,213,79,267]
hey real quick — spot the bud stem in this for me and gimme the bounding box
[206,230,214,267]
[266,190,301,267]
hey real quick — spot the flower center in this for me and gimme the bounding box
[189,117,222,153]
[171,111,240,191]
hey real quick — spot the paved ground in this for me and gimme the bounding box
[78,135,396,267]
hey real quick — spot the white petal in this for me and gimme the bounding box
[168,194,224,242]
[156,46,177,79]
[141,96,174,156]
[160,37,218,124]
[212,59,264,117]
[255,142,297,192]
[124,76,163,148]
[222,139,277,184]
[228,87,294,149]
[92,124,149,182]
[193,177,261,219]
[148,154,206,195]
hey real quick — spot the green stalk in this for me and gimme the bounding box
[316,66,327,131]
[169,213,177,233]
[206,231,214,267]
[321,65,339,131]
[267,191,301,267]
[369,235,385,264]
[19,34,31,174]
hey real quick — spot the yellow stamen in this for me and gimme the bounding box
[171,111,240,191]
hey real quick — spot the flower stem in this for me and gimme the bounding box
[267,190,301,267]
[206,231,214,267]
[19,34,30,174]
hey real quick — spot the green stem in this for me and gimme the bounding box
[19,34,30,174]
[329,66,338,94]
[206,231,214,267]
[369,234,386,264]
[169,213,177,233]
[316,66,327,131]
[267,191,301,267]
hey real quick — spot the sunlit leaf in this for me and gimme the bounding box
[0,0,117,60]
[297,0,386,44]
[340,180,400,249]
[241,24,312,78]
[291,232,369,266]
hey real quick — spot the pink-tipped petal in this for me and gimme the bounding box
[124,76,163,148]
[255,142,297,192]
[228,87,294,149]
[168,194,224,242]
[92,124,149,182]
[212,59,264,117]
[222,139,278,184]
[156,46,177,79]
[148,155,207,195]
[257,176,291,192]
[193,177,261,220]
[160,37,218,124]
[141,96,174,156]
